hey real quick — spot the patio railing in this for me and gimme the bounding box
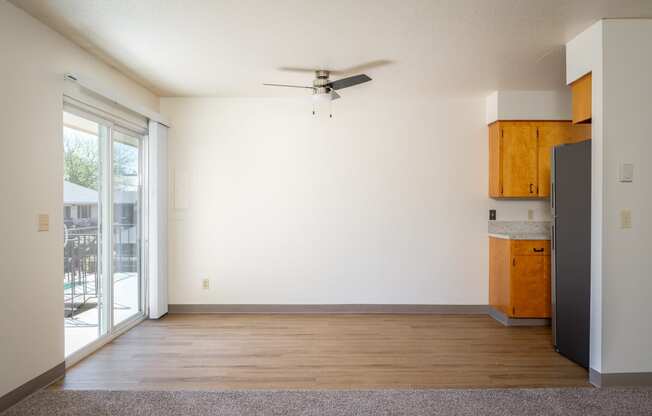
[64,224,139,318]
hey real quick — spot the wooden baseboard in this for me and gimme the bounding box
[0,362,64,413]
[168,304,490,315]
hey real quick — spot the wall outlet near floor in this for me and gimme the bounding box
[527,209,534,221]
[620,209,632,229]
[202,278,210,290]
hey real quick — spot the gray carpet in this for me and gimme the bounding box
[3,388,652,415]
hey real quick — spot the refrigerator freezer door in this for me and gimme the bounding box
[552,140,591,368]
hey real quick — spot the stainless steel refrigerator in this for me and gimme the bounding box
[551,140,591,368]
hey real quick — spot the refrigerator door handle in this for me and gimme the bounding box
[551,221,557,347]
[551,147,556,213]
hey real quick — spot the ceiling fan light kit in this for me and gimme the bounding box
[263,68,373,117]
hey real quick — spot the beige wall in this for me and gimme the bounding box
[161,96,548,306]
[0,0,158,396]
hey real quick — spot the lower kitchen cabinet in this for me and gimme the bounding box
[489,237,551,318]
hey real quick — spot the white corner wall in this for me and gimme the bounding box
[0,1,158,397]
[600,19,652,374]
[161,96,548,306]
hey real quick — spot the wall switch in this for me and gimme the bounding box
[620,209,632,229]
[489,209,496,221]
[202,278,210,290]
[37,214,49,232]
[527,209,534,221]
[619,163,634,182]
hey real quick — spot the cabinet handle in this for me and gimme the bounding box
[533,248,544,253]
[529,183,534,194]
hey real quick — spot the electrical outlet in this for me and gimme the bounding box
[528,209,534,221]
[489,209,496,221]
[620,209,632,229]
[202,278,210,290]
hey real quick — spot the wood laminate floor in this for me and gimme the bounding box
[52,314,589,390]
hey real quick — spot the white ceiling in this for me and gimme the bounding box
[11,0,652,98]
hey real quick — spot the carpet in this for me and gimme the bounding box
[3,388,652,415]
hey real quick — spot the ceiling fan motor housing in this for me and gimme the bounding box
[313,70,331,92]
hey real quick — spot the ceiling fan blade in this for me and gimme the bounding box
[336,60,392,75]
[330,91,341,100]
[278,67,345,75]
[262,83,314,89]
[327,74,372,90]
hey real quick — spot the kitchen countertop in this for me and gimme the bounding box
[488,221,551,241]
[488,232,550,241]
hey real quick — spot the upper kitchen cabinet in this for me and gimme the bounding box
[489,121,590,198]
[537,122,591,197]
[500,122,538,197]
[571,73,592,124]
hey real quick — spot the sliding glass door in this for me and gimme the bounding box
[112,130,142,326]
[63,109,145,358]
[63,111,107,356]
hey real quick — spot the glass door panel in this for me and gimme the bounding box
[63,111,107,356]
[112,130,142,326]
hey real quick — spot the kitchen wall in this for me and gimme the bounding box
[0,0,158,397]
[161,96,549,306]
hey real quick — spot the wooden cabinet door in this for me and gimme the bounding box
[510,255,551,318]
[567,124,591,143]
[537,122,592,197]
[500,122,538,197]
[572,73,592,124]
[537,122,570,198]
[489,237,511,315]
[537,123,557,198]
[488,122,502,197]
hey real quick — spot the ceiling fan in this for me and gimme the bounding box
[263,70,372,103]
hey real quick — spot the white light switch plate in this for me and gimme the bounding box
[619,163,634,182]
[37,214,49,232]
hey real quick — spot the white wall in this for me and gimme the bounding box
[0,0,158,397]
[162,96,548,305]
[601,19,652,374]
